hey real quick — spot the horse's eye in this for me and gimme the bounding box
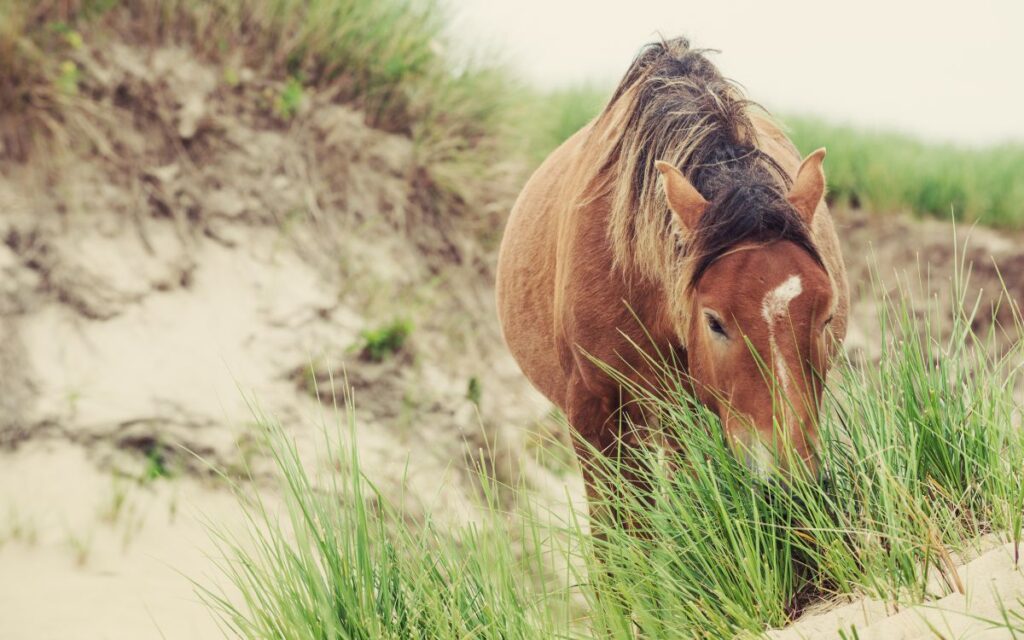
[823,314,834,331]
[706,313,727,338]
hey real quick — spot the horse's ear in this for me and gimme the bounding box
[655,161,707,230]
[787,148,827,223]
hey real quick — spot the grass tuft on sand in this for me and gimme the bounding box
[0,0,515,214]
[202,258,1024,639]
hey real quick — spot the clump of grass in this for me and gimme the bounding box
[519,83,608,163]
[198,407,578,639]
[64,526,94,566]
[357,317,411,362]
[273,75,304,119]
[1,0,514,192]
[578,261,1024,636]
[142,443,172,481]
[786,116,1024,226]
[514,84,1024,228]
[204,256,1024,639]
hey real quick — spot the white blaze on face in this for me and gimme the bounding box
[760,274,803,394]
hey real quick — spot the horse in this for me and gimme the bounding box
[496,38,849,514]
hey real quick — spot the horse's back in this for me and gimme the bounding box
[496,124,593,408]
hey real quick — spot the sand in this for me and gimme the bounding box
[3,36,1024,640]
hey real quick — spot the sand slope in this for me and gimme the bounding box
[3,38,1024,640]
[771,540,1024,639]
[0,41,552,639]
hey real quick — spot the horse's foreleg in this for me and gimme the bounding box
[568,388,654,628]
[567,389,654,537]
[567,391,618,535]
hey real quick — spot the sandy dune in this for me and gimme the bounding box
[3,39,1024,640]
[772,539,1024,639]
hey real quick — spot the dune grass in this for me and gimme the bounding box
[6,2,1022,229]
[521,83,609,164]
[0,0,512,183]
[199,404,579,639]
[582,271,1024,637]
[521,84,1024,229]
[203,260,1024,639]
[786,118,1024,228]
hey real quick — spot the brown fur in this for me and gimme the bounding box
[496,38,849,509]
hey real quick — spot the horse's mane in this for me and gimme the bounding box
[596,37,821,298]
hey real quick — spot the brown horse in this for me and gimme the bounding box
[496,38,849,507]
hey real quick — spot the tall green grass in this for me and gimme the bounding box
[582,273,1024,637]
[199,404,581,639]
[520,85,1024,228]
[521,83,609,164]
[204,261,1024,638]
[786,117,1024,227]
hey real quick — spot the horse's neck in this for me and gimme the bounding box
[566,183,680,350]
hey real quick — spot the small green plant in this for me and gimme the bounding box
[65,527,93,567]
[1,506,38,547]
[62,30,83,50]
[357,318,411,362]
[98,474,130,523]
[222,67,240,87]
[143,444,172,481]
[466,376,482,405]
[274,76,304,119]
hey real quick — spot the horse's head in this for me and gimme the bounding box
[656,150,835,478]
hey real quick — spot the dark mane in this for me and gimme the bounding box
[599,36,821,288]
[690,175,824,285]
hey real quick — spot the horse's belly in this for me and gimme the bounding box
[496,195,565,407]
[496,132,590,409]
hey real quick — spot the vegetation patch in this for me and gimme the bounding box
[357,318,412,363]
[0,0,515,224]
[787,117,1024,227]
[204,270,1024,638]
[142,443,173,481]
[465,376,482,406]
[523,85,1024,228]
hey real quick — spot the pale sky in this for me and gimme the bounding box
[449,0,1024,145]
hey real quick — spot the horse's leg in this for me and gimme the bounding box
[567,388,654,536]
[566,390,619,536]
[568,388,655,633]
